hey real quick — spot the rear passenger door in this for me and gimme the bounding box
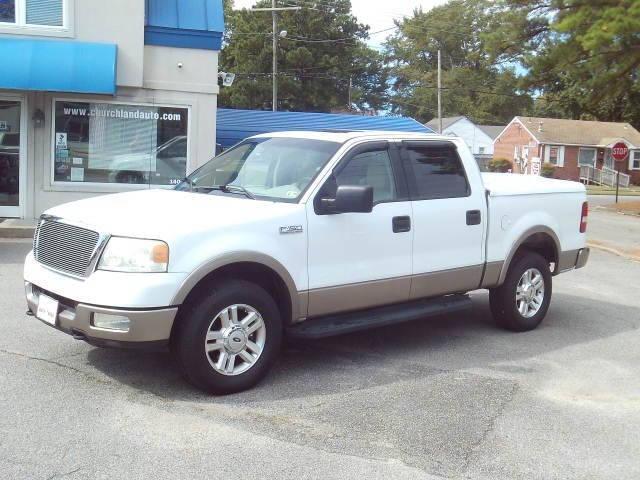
[401,141,486,299]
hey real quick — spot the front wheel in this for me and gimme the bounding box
[174,280,282,394]
[489,250,552,332]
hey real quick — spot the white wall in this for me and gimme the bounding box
[444,118,495,155]
[74,0,145,87]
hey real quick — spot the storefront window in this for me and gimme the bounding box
[53,101,189,186]
[0,0,15,23]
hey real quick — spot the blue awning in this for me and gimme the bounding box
[0,37,117,95]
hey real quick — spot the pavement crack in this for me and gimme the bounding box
[46,466,82,480]
[460,381,520,476]
[0,348,109,385]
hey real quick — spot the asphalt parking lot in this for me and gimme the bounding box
[1,211,639,479]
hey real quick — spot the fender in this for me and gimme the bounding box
[171,251,305,322]
[496,225,561,285]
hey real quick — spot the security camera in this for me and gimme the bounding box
[218,72,236,87]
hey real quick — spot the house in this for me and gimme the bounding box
[218,109,432,149]
[0,0,225,219]
[426,116,505,168]
[494,116,640,186]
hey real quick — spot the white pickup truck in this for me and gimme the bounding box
[25,131,589,393]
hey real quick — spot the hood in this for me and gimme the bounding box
[44,189,301,239]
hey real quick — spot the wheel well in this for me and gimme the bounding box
[173,262,293,337]
[514,232,559,272]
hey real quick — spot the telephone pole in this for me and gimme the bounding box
[250,3,301,111]
[437,49,442,134]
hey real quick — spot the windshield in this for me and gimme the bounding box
[176,137,341,202]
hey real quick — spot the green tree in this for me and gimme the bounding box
[219,0,388,112]
[486,0,640,127]
[385,0,532,125]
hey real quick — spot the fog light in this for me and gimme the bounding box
[92,313,130,332]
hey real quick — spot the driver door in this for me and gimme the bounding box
[305,142,413,317]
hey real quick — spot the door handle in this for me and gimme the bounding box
[392,216,411,233]
[466,210,481,226]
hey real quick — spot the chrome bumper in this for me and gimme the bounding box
[25,282,177,349]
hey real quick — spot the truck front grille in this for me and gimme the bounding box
[34,219,100,278]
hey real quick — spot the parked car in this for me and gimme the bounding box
[25,131,589,394]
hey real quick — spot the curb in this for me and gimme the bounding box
[0,226,35,239]
[587,241,640,263]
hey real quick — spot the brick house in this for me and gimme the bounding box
[493,117,640,185]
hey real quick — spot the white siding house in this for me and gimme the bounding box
[426,116,505,169]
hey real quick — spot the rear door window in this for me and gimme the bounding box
[402,143,470,200]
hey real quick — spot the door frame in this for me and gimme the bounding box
[0,94,27,218]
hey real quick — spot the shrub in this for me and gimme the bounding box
[488,158,512,173]
[540,163,556,178]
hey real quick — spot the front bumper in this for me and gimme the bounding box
[25,282,177,349]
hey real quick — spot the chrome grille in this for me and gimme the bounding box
[34,219,100,278]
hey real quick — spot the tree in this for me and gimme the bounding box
[486,0,640,127]
[384,0,532,125]
[219,0,388,112]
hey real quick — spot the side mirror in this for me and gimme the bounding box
[322,185,373,214]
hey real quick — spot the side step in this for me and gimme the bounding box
[286,294,473,340]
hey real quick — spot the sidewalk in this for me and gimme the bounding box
[0,219,37,239]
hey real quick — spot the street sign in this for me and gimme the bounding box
[612,142,629,161]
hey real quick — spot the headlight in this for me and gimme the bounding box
[98,237,169,273]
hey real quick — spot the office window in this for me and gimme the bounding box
[403,144,470,200]
[0,0,64,27]
[26,0,62,26]
[53,101,189,186]
[0,0,15,22]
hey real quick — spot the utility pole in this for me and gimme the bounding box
[437,49,442,134]
[272,0,277,111]
[348,75,353,111]
[249,4,301,112]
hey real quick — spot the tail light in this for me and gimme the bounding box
[580,201,588,233]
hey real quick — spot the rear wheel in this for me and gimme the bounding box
[489,250,552,332]
[174,280,282,394]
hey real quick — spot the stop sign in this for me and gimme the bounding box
[612,142,629,161]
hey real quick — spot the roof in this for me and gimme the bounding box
[145,0,224,50]
[478,125,505,140]
[425,116,465,131]
[217,109,432,148]
[251,130,443,144]
[514,116,640,147]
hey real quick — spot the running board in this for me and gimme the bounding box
[286,294,473,340]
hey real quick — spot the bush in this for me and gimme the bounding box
[540,163,556,178]
[488,158,512,173]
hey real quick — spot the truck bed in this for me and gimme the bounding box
[482,172,585,196]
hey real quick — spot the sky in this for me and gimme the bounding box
[232,0,448,48]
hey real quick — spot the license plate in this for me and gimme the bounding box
[36,294,59,326]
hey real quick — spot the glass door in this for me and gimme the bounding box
[0,99,23,218]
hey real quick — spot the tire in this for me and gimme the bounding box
[489,250,552,332]
[174,279,282,394]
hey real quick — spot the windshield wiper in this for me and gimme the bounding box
[219,184,255,199]
[196,184,255,199]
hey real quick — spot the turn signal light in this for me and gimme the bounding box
[580,201,588,233]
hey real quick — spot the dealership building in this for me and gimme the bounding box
[0,0,224,219]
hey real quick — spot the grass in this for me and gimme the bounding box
[586,184,640,196]
[601,200,640,216]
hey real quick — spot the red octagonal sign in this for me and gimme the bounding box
[612,142,629,161]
